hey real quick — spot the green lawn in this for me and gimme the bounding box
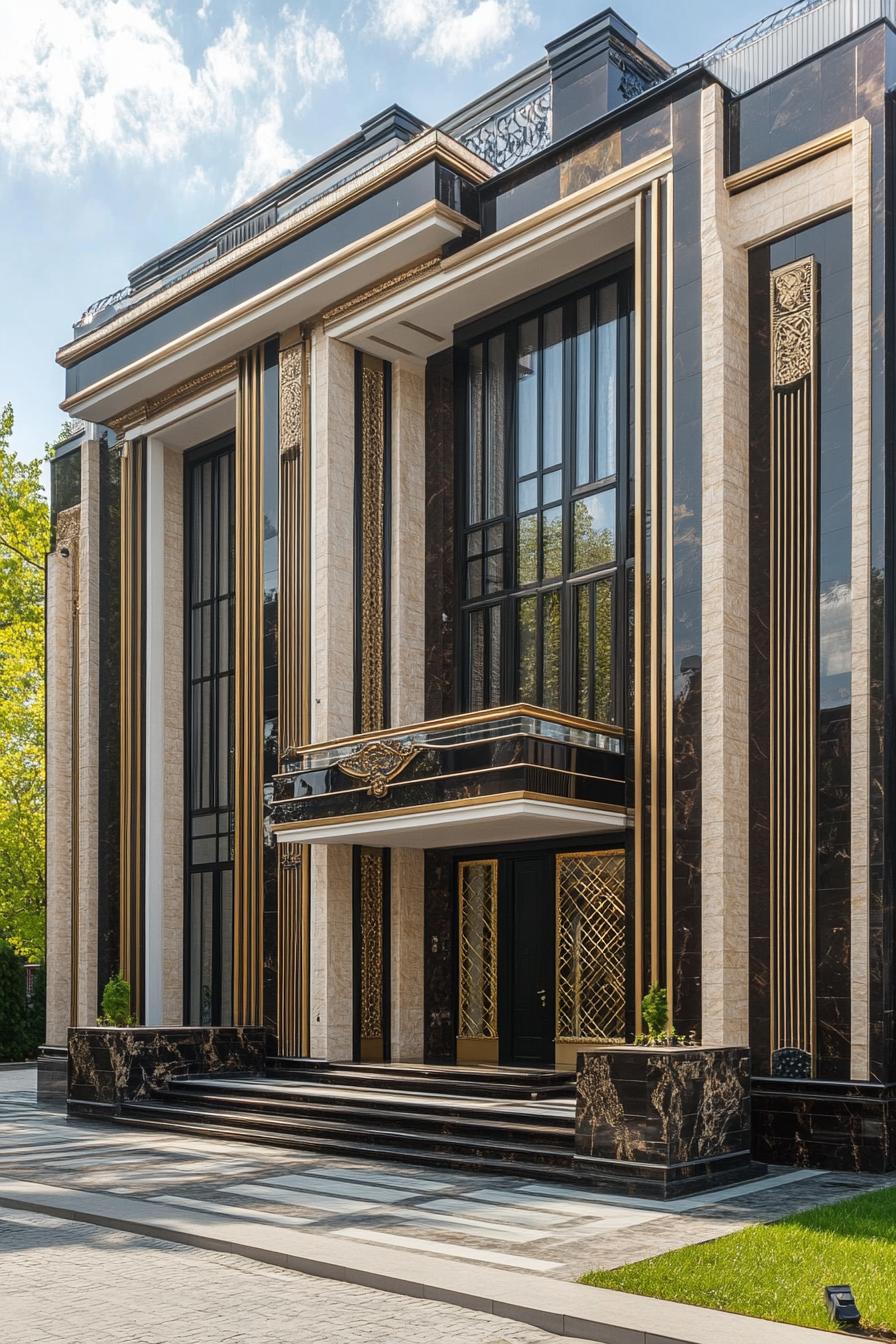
[580,1185,896,1337]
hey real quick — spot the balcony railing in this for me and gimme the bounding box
[271,705,626,847]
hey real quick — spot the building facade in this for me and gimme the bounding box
[45,1,896,1170]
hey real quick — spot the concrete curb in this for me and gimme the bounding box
[0,1178,831,1344]
[0,1061,37,1072]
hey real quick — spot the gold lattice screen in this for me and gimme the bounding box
[556,850,625,1043]
[458,860,498,1039]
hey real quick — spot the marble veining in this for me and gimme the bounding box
[67,1026,265,1110]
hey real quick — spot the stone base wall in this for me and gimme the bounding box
[752,1077,896,1173]
[67,1026,265,1114]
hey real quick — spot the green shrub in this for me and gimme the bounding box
[98,973,134,1027]
[0,939,28,1061]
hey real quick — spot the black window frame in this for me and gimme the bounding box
[182,430,236,1027]
[455,257,633,724]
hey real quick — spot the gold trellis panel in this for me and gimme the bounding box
[457,859,498,1064]
[556,850,625,1064]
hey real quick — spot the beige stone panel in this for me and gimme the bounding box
[76,440,100,1027]
[45,544,75,1045]
[309,844,353,1059]
[162,446,185,1025]
[390,362,426,728]
[310,326,355,743]
[700,85,751,1047]
[308,328,356,1060]
[390,848,424,1060]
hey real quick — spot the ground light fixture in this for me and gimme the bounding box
[824,1285,861,1329]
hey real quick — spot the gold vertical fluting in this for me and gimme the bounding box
[233,345,266,1025]
[357,354,388,1060]
[769,256,818,1065]
[277,334,311,1056]
[119,436,146,1018]
[633,179,672,1029]
[633,191,646,1031]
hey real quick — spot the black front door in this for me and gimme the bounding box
[500,856,555,1067]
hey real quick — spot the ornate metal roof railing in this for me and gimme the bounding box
[458,84,553,173]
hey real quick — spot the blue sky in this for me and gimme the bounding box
[0,0,771,464]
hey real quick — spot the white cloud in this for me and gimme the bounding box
[228,103,307,206]
[369,0,535,67]
[0,0,345,195]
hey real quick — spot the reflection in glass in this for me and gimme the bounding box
[597,283,617,479]
[542,590,561,709]
[576,578,614,722]
[542,307,563,467]
[517,513,538,585]
[486,334,505,518]
[518,477,537,511]
[574,490,616,570]
[516,319,538,477]
[517,596,537,702]
[542,505,562,578]
[576,295,592,485]
[468,343,483,523]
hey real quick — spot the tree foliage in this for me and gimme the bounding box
[0,404,50,960]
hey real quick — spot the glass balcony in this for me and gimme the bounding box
[271,704,627,848]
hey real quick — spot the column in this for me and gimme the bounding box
[389,361,426,1060]
[75,439,101,1026]
[309,327,355,1060]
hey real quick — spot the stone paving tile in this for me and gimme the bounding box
[1,1208,578,1344]
[4,1064,896,1285]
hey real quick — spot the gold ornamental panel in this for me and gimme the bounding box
[359,849,384,1041]
[556,850,625,1043]
[458,860,498,1040]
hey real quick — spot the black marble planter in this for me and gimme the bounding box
[574,1045,762,1197]
[67,1026,266,1117]
[752,1076,896,1172]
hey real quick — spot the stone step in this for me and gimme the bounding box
[115,1100,577,1176]
[266,1059,576,1100]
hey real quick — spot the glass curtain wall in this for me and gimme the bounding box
[461,269,631,720]
[184,435,235,1025]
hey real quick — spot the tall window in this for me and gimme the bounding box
[184,435,235,1025]
[461,270,630,721]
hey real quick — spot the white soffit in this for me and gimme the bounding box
[274,799,628,849]
[329,173,647,361]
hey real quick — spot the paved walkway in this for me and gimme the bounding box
[2,1065,892,1343]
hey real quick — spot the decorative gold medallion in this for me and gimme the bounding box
[337,739,421,797]
[771,258,815,386]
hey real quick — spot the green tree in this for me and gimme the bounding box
[0,938,29,1061]
[0,404,50,960]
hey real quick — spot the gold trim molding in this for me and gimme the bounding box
[322,256,441,327]
[337,739,422,797]
[725,125,854,195]
[106,359,238,437]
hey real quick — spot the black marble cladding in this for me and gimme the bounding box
[67,1026,266,1115]
[749,212,855,1083]
[272,730,625,826]
[36,1046,68,1106]
[423,851,455,1063]
[669,90,703,1042]
[752,1076,896,1172]
[574,1046,757,1197]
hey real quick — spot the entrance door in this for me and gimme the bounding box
[501,855,555,1067]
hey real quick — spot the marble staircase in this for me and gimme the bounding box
[112,1059,579,1179]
